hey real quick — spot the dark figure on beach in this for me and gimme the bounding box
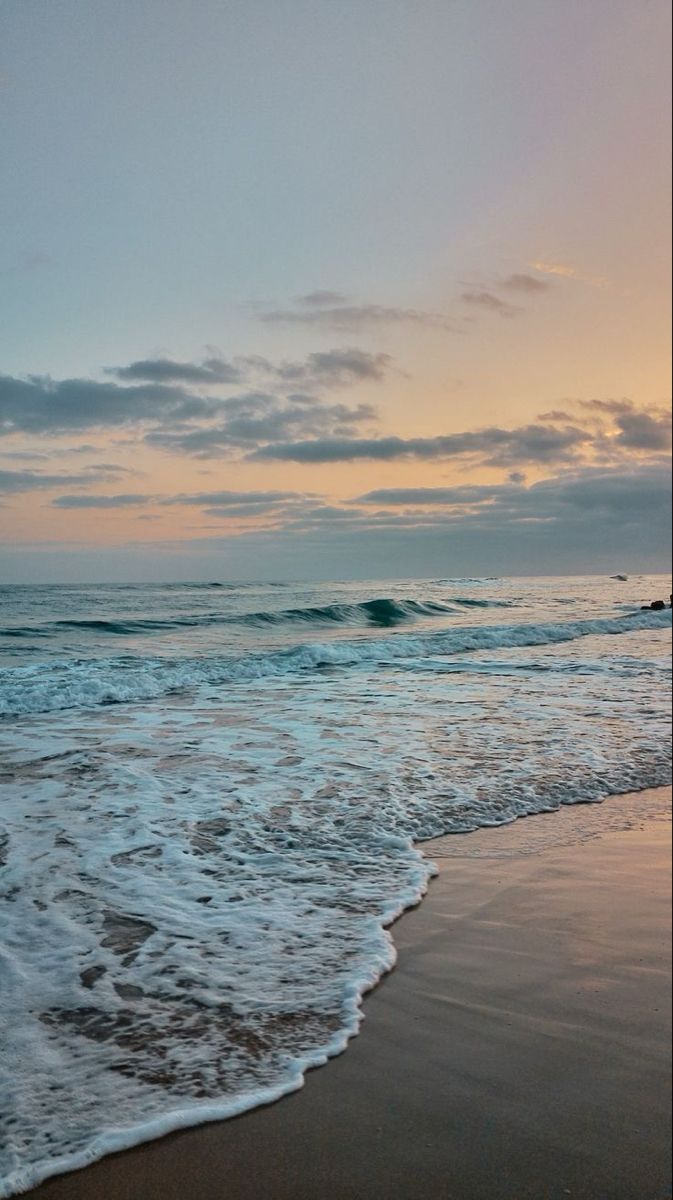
[641,599,667,610]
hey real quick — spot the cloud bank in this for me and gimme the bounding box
[1,330,669,579]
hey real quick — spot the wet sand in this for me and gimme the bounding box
[29,788,671,1200]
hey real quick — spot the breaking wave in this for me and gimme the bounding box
[1,609,669,717]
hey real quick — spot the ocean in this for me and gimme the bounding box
[0,575,671,1196]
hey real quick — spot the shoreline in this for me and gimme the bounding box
[26,786,673,1199]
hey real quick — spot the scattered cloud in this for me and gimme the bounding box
[614,410,671,451]
[0,373,215,436]
[355,484,515,506]
[273,348,392,387]
[0,348,390,441]
[531,261,579,279]
[49,489,313,521]
[538,409,575,422]
[460,291,521,318]
[296,290,348,307]
[353,464,670,515]
[260,302,459,333]
[249,422,591,466]
[2,312,669,578]
[145,391,378,458]
[5,460,669,578]
[52,493,151,509]
[249,400,671,470]
[579,399,672,452]
[0,468,117,495]
[160,490,305,508]
[530,261,610,288]
[266,269,560,334]
[502,273,551,293]
[273,464,671,560]
[176,464,673,576]
[0,450,51,462]
[109,358,242,385]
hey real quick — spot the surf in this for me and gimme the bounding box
[1,608,669,717]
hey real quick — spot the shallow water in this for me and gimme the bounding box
[0,575,671,1195]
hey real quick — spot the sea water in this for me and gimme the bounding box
[0,575,671,1195]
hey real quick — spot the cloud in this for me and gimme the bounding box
[578,399,672,452]
[50,489,308,514]
[146,394,378,458]
[502,273,551,293]
[193,463,673,576]
[0,348,390,442]
[538,409,575,422]
[274,348,392,387]
[271,465,672,565]
[580,398,634,415]
[350,464,671,532]
[110,358,241,385]
[51,487,311,516]
[160,490,304,508]
[356,484,515,506]
[530,261,610,288]
[249,422,591,466]
[269,274,555,332]
[460,291,521,318]
[0,373,215,436]
[248,399,671,470]
[0,444,131,465]
[511,463,667,525]
[260,303,459,333]
[296,290,348,307]
[109,349,391,392]
[168,463,673,531]
[0,450,51,462]
[614,410,672,451]
[4,462,669,581]
[52,494,151,509]
[531,261,579,279]
[199,505,288,520]
[0,468,115,495]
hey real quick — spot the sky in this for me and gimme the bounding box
[0,0,671,582]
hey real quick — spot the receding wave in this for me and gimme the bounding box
[1,609,669,718]
[0,594,517,640]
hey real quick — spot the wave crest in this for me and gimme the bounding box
[1,609,669,717]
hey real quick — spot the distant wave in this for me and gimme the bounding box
[243,596,514,626]
[0,594,517,640]
[1,609,669,718]
[447,596,512,608]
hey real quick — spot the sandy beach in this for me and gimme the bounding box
[27,787,672,1200]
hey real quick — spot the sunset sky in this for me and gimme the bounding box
[1,0,671,581]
